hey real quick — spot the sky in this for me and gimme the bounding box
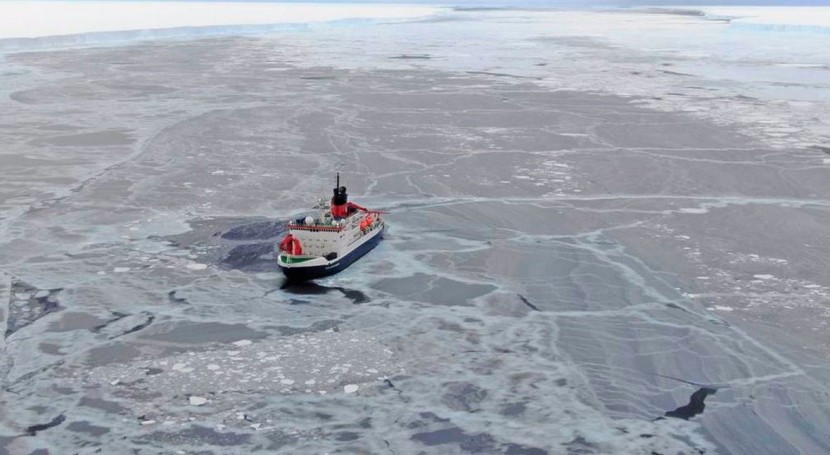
[6,0,830,4]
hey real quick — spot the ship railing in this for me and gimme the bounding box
[287,224,344,232]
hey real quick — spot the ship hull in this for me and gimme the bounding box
[279,226,384,282]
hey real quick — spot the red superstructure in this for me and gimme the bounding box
[330,174,370,218]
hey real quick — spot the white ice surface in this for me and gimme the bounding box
[0,1,438,40]
[702,6,830,30]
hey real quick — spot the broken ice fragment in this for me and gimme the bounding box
[189,396,208,406]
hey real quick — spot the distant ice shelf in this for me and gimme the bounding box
[0,1,440,51]
[702,6,830,34]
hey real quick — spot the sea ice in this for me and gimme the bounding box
[344,384,359,394]
[0,1,439,41]
[189,396,208,406]
[678,208,708,214]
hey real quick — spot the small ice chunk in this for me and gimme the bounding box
[280,379,294,385]
[171,363,194,373]
[113,267,130,273]
[714,306,734,312]
[753,274,774,280]
[207,364,220,371]
[186,263,208,271]
[232,340,253,347]
[344,384,359,394]
[34,290,50,299]
[189,396,208,406]
[679,208,708,214]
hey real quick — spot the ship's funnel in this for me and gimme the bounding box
[331,173,349,217]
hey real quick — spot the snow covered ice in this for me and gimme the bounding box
[1,3,830,454]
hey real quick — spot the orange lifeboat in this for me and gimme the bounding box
[360,215,374,231]
[279,234,303,255]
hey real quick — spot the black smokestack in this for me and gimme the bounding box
[332,173,347,205]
